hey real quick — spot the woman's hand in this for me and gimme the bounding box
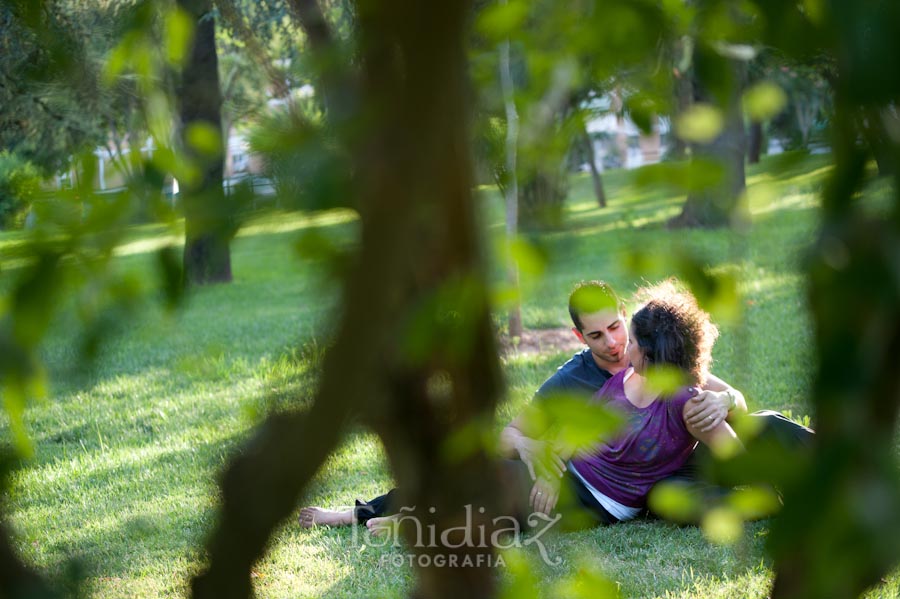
[529,476,561,515]
[683,389,733,432]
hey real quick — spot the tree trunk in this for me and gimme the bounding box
[177,0,232,285]
[672,62,693,161]
[581,127,607,207]
[769,109,900,599]
[748,121,763,164]
[669,59,746,229]
[191,2,504,598]
[859,107,896,176]
[499,30,523,338]
[519,167,567,231]
[611,86,628,167]
[0,518,58,599]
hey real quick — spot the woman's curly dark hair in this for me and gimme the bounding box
[630,279,718,386]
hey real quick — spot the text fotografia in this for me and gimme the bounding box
[352,504,563,566]
[380,552,507,569]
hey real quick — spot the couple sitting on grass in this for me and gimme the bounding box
[300,279,813,532]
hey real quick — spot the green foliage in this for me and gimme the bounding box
[247,109,351,212]
[0,151,42,228]
[0,2,105,172]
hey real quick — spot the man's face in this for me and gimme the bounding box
[573,309,629,370]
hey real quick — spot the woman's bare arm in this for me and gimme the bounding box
[684,400,744,456]
[684,374,749,432]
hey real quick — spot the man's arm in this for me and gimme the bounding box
[499,413,566,480]
[684,373,748,432]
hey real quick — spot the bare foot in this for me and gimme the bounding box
[365,515,398,536]
[298,507,354,528]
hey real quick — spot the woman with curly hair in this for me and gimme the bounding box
[529,280,741,526]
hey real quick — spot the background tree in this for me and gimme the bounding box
[498,5,523,338]
[0,2,103,173]
[177,0,232,284]
[572,89,608,208]
[669,46,748,229]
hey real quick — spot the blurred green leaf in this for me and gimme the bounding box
[491,284,522,310]
[185,122,222,158]
[476,0,529,41]
[146,91,173,144]
[12,253,62,347]
[498,549,541,599]
[743,82,788,122]
[633,158,724,193]
[508,236,547,277]
[537,393,624,455]
[132,39,154,80]
[645,365,688,396]
[743,182,777,214]
[647,480,700,523]
[441,417,496,462]
[729,410,767,442]
[569,285,619,316]
[624,94,659,135]
[675,104,723,143]
[623,248,667,280]
[103,35,134,83]
[151,147,199,188]
[708,431,743,460]
[164,7,194,67]
[802,0,825,25]
[728,485,781,520]
[675,256,741,324]
[553,559,620,598]
[702,506,743,545]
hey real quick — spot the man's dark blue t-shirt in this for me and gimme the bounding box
[534,348,613,401]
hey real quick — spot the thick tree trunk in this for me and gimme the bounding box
[748,121,763,164]
[670,59,746,229]
[191,2,503,598]
[770,110,900,599]
[581,128,607,208]
[178,0,232,285]
[0,518,58,599]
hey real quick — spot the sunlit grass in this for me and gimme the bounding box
[1,151,898,598]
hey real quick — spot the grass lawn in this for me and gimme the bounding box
[1,152,898,598]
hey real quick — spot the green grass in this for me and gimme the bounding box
[1,152,898,598]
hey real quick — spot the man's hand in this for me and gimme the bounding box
[683,389,734,432]
[516,437,566,481]
[529,477,560,515]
